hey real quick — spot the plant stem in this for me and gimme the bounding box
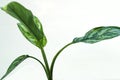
[50,42,73,79]
[39,47,51,80]
[28,56,49,78]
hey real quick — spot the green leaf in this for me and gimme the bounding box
[0,55,29,80]
[17,23,38,46]
[1,1,47,47]
[73,26,120,43]
[33,16,47,47]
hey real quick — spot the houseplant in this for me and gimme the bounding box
[1,1,120,80]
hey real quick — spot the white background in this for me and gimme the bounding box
[1,0,120,80]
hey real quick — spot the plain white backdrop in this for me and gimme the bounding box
[1,0,120,80]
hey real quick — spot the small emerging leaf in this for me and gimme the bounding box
[1,1,47,47]
[0,55,29,80]
[73,26,120,43]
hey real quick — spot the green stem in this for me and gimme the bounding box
[39,47,51,80]
[50,42,73,79]
[28,56,49,79]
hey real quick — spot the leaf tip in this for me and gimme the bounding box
[0,7,3,10]
[1,5,7,12]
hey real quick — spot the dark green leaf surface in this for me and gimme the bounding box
[0,55,29,80]
[73,26,120,43]
[1,1,47,47]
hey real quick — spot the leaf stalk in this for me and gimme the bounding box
[39,46,51,80]
[50,42,73,79]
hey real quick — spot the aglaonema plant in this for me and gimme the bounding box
[1,1,120,80]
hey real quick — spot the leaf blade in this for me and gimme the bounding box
[33,16,47,47]
[1,1,47,47]
[17,23,39,46]
[0,55,29,80]
[73,26,120,43]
